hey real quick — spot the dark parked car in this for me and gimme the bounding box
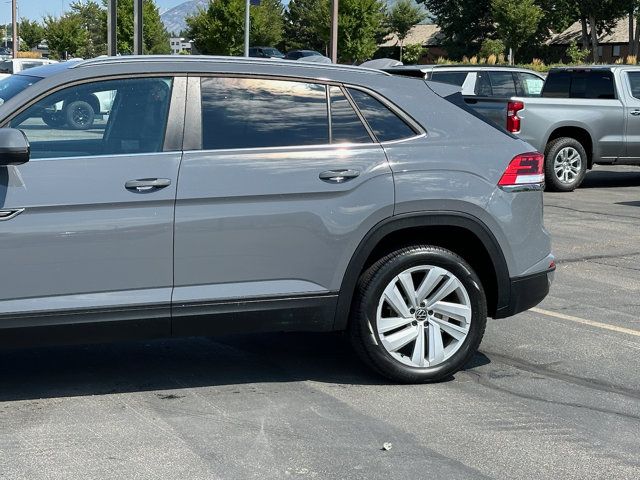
[248,47,285,59]
[284,50,323,60]
[0,56,553,383]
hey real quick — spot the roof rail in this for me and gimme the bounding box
[71,55,390,76]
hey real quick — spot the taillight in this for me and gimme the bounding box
[498,152,544,187]
[506,101,524,133]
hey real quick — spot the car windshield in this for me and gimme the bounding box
[263,48,283,56]
[0,74,41,105]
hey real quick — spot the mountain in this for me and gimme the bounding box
[161,0,208,36]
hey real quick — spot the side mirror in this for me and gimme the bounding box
[0,128,30,166]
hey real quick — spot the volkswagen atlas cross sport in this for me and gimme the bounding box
[0,56,554,383]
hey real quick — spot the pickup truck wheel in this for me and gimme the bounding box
[349,246,487,383]
[64,100,95,130]
[545,137,587,192]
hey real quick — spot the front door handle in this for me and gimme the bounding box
[631,110,640,116]
[319,169,360,183]
[125,178,171,192]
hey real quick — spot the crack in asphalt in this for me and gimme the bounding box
[482,351,640,401]
[555,251,640,265]
[546,203,640,221]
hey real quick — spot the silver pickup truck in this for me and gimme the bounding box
[508,66,640,191]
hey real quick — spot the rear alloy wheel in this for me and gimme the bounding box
[350,246,487,383]
[545,137,587,192]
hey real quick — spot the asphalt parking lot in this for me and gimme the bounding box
[1,166,639,480]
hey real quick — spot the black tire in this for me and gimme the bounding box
[41,110,66,128]
[544,137,588,192]
[349,246,487,384]
[64,100,95,130]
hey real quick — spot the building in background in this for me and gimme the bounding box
[170,37,192,55]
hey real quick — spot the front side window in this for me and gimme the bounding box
[518,73,544,97]
[627,72,640,100]
[10,77,173,159]
[347,88,416,142]
[201,77,329,150]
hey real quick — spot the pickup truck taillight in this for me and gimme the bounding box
[498,152,544,187]
[506,101,524,133]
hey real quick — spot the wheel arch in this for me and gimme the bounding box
[333,213,511,330]
[546,126,594,169]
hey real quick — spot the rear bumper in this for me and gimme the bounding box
[494,267,554,319]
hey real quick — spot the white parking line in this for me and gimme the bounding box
[530,307,640,337]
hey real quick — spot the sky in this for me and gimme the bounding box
[0,0,186,25]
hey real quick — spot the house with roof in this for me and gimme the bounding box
[548,16,633,63]
[378,24,446,63]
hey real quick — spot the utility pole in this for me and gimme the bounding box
[133,0,143,55]
[107,0,117,56]
[244,0,250,57]
[330,0,338,63]
[11,0,17,58]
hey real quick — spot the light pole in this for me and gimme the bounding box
[133,0,143,55]
[11,0,17,58]
[330,0,338,62]
[244,0,250,57]
[107,0,116,56]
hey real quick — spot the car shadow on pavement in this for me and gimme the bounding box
[0,333,491,402]
[580,169,640,189]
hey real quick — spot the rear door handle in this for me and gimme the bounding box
[319,169,360,183]
[125,178,171,192]
[631,110,640,116]
[0,208,25,221]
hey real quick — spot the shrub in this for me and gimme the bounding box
[566,41,589,64]
[402,44,427,64]
[479,39,505,59]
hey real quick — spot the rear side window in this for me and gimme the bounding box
[488,72,517,97]
[543,71,615,99]
[201,77,329,150]
[475,72,492,96]
[329,86,371,144]
[430,71,468,87]
[347,88,416,142]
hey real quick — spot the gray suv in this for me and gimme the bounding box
[0,56,554,383]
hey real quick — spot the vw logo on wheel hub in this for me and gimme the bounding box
[414,308,428,321]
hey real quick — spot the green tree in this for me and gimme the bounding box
[187,0,284,56]
[44,14,89,59]
[114,0,170,54]
[478,38,505,58]
[71,1,107,57]
[339,0,387,62]
[283,0,330,53]
[386,0,426,61]
[491,0,543,64]
[566,40,589,63]
[420,0,494,58]
[251,0,285,47]
[18,19,45,50]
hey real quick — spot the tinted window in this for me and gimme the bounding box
[430,71,468,87]
[329,86,371,144]
[518,73,544,96]
[347,88,415,142]
[201,77,329,150]
[475,72,492,96]
[488,72,517,97]
[542,71,571,98]
[11,77,172,159]
[570,71,615,99]
[0,60,13,74]
[627,72,640,99]
[543,70,615,99]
